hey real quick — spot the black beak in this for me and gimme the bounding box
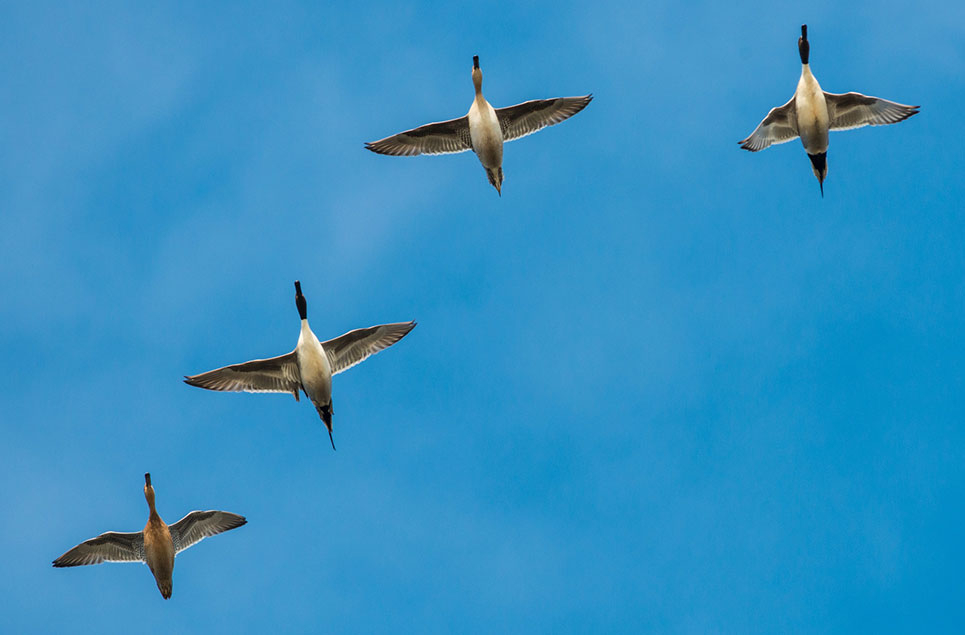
[473,55,479,69]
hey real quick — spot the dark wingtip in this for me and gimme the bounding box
[144,473,151,486]
[294,280,302,294]
[473,55,479,69]
[328,429,336,451]
[801,24,807,39]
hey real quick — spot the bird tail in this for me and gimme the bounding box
[316,402,335,451]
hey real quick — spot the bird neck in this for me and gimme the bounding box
[472,70,483,96]
[144,486,159,519]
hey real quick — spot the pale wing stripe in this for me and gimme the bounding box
[825,92,919,131]
[323,321,416,375]
[53,531,144,567]
[497,95,593,142]
[739,97,798,152]
[169,510,247,554]
[184,352,300,396]
[365,117,472,156]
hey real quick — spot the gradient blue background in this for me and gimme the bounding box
[2,1,963,632]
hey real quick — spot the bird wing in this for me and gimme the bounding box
[52,531,144,567]
[824,92,919,131]
[184,351,301,400]
[496,95,593,142]
[365,117,472,156]
[169,510,247,554]
[322,321,416,375]
[738,97,798,151]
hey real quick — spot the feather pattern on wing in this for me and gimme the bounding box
[365,117,472,156]
[739,97,799,151]
[52,531,145,567]
[184,352,301,400]
[824,92,919,131]
[496,95,593,142]
[323,321,416,375]
[169,511,247,554]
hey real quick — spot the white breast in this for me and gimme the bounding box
[296,323,332,404]
[468,98,503,168]
[795,66,830,153]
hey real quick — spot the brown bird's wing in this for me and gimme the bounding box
[169,510,247,554]
[53,531,144,567]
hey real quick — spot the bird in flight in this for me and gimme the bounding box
[53,473,246,599]
[366,55,592,195]
[184,281,416,450]
[739,24,919,196]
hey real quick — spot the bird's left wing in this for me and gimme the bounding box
[169,510,247,554]
[824,92,919,131]
[496,95,593,142]
[322,321,416,375]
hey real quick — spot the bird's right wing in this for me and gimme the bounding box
[52,531,144,567]
[365,117,472,156]
[184,351,301,400]
[322,322,416,375]
[824,92,919,131]
[169,510,247,554]
[738,97,798,151]
[496,95,593,142]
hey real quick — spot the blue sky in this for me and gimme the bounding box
[1,0,963,632]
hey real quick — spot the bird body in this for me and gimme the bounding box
[296,317,333,415]
[143,511,174,599]
[795,65,829,155]
[739,25,919,195]
[468,87,504,192]
[53,473,246,600]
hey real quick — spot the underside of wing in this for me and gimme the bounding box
[184,351,301,400]
[169,510,247,554]
[824,92,919,131]
[738,97,798,151]
[365,116,472,156]
[53,531,144,567]
[323,321,416,375]
[496,95,593,142]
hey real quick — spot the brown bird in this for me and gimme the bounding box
[53,473,246,599]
